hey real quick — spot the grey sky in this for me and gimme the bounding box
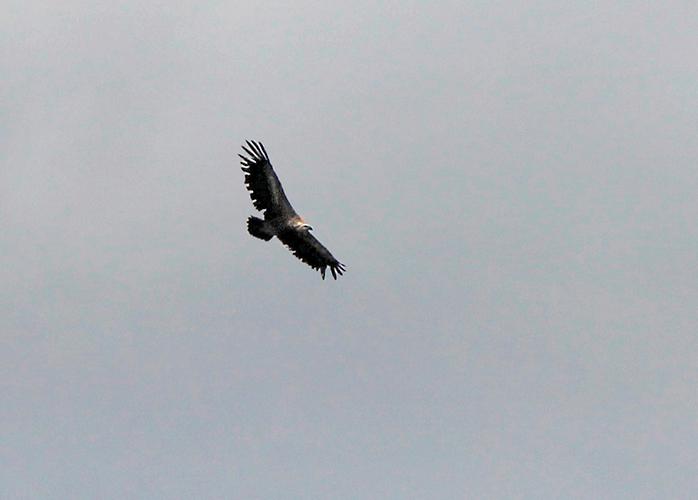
[2,1,697,498]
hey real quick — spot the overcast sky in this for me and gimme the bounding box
[2,1,697,498]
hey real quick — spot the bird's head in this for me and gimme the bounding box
[294,216,313,231]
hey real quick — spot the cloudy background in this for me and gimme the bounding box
[2,1,697,498]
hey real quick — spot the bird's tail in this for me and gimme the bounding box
[247,216,274,241]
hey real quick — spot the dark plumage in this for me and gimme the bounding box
[239,140,346,280]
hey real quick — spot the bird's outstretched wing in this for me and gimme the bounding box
[277,228,346,280]
[239,141,296,219]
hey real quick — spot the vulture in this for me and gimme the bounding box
[239,140,346,280]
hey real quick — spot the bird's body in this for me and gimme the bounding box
[239,140,346,280]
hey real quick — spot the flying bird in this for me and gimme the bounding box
[239,140,346,280]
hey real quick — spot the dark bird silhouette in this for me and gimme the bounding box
[239,140,346,280]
